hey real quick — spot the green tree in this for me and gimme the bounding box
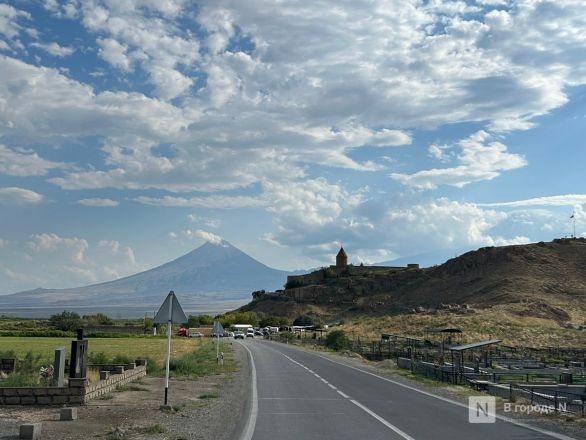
[49,311,82,331]
[187,314,214,327]
[325,330,348,351]
[259,316,289,328]
[293,314,321,327]
[83,313,113,325]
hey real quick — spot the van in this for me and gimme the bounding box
[246,328,255,338]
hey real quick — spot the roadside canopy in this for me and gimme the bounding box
[448,339,501,352]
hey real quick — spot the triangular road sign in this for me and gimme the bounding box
[213,320,224,334]
[154,291,188,324]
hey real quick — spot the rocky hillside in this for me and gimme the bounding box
[243,238,586,323]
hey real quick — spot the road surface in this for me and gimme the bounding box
[238,339,575,440]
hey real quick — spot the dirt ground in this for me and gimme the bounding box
[0,344,250,440]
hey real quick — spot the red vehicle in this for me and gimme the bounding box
[177,327,189,337]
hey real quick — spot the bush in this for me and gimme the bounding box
[325,330,348,351]
[83,313,113,325]
[259,316,289,328]
[0,329,75,337]
[49,311,83,331]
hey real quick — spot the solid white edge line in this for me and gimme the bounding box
[239,341,258,440]
[350,399,416,440]
[312,352,576,440]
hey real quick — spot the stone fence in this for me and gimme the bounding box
[0,359,146,405]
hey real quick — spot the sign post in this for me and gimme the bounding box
[154,291,187,406]
[213,320,225,364]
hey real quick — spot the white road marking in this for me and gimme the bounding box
[350,399,416,440]
[271,341,575,440]
[238,342,258,440]
[312,352,576,440]
[280,349,416,439]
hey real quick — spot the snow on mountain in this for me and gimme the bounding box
[0,240,290,308]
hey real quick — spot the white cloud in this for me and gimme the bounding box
[28,233,88,263]
[264,191,531,264]
[0,56,193,145]
[134,194,264,209]
[0,4,31,41]
[77,198,119,207]
[97,38,131,71]
[391,131,526,189]
[0,234,145,290]
[0,187,43,204]
[264,178,364,228]
[0,144,65,176]
[79,0,199,100]
[187,214,221,228]
[180,229,225,245]
[29,42,75,57]
[478,194,586,208]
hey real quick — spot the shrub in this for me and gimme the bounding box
[325,330,348,351]
[49,311,83,331]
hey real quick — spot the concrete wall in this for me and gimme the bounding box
[0,363,146,405]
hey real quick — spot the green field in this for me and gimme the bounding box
[0,336,236,374]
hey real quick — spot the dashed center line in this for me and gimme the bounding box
[280,351,415,440]
[337,390,350,399]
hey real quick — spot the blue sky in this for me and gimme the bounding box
[1,0,585,294]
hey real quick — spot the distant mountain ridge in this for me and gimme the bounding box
[0,240,290,309]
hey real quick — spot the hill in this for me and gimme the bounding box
[242,238,586,326]
[0,240,290,312]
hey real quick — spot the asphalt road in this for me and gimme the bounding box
[238,339,575,440]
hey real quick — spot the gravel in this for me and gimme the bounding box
[0,342,251,440]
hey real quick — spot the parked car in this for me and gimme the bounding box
[254,330,263,336]
[234,331,245,339]
[189,331,203,338]
[246,329,255,338]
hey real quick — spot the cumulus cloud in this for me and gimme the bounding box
[264,193,530,264]
[29,42,75,57]
[0,187,43,204]
[0,4,31,42]
[0,56,193,145]
[77,198,119,207]
[79,0,199,99]
[0,144,66,176]
[0,234,144,292]
[180,229,225,245]
[391,131,526,189]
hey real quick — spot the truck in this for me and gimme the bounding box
[177,327,204,337]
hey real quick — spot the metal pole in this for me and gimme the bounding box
[164,293,173,406]
[216,333,220,363]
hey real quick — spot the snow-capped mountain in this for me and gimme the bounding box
[0,240,290,309]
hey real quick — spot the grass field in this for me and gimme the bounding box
[0,336,236,376]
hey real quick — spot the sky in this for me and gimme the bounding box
[1,0,586,295]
